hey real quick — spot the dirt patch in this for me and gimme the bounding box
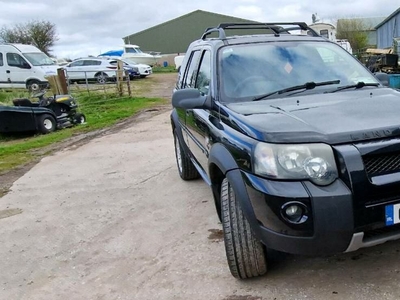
[0,73,177,198]
[208,229,224,242]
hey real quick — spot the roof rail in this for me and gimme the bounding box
[201,22,320,40]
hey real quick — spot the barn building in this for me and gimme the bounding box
[122,10,259,55]
[375,7,400,50]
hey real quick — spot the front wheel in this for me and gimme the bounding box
[221,178,267,279]
[37,114,56,134]
[95,72,108,84]
[74,113,86,124]
[27,80,41,92]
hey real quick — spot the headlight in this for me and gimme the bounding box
[254,142,338,185]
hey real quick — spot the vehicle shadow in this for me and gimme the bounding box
[257,239,400,288]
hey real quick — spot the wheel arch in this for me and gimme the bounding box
[208,143,261,237]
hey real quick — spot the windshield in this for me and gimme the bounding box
[219,41,379,102]
[23,52,55,66]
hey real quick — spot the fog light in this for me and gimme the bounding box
[281,202,308,224]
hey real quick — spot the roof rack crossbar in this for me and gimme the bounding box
[200,22,320,40]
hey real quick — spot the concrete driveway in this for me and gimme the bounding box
[1,108,400,300]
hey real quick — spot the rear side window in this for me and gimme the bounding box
[182,50,201,88]
[0,53,3,66]
[195,50,211,95]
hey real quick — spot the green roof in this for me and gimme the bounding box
[123,9,256,40]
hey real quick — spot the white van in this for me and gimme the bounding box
[0,43,59,91]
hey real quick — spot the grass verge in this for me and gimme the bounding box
[0,92,167,174]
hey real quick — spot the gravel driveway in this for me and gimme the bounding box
[1,74,400,300]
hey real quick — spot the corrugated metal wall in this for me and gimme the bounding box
[377,12,400,49]
[122,11,260,54]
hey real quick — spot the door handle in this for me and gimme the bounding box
[6,70,10,74]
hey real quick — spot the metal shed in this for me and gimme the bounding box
[375,7,400,49]
[122,10,259,55]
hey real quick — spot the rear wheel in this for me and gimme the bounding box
[221,178,267,279]
[173,129,200,180]
[37,114,56,134]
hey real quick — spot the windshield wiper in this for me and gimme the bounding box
[325,81,380,93]
[252,80,340,101]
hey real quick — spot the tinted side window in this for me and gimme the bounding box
[83,60,101,66]
[0,53,3,66]
[182,50,201,89]
[69,60,84,67]
[195,51,211,95]
[7,53,28,68]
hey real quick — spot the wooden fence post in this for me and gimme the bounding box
[117,60,124,96]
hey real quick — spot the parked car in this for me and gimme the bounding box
[170,22,398,280]
[117,58,152,78]
[108,59,141,79]
[63,57,139,84]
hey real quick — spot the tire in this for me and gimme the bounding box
[140,75,147,78]
[221,178,267,279]
[74,113,86,124]
[37,114,56,134]
[27,80,41,92]
[173,129,200,180]
[95,72,108,84]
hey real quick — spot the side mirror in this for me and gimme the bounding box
[374,72,389,87]
[172,88,211,109]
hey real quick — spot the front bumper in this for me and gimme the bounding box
[240,144,400,256]
[241,171,355,255]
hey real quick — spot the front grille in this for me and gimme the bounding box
[363,153,400,177]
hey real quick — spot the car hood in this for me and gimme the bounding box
[225,87,400,144]
[38,65,58,75]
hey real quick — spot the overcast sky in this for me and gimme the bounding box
[0,0,398,59]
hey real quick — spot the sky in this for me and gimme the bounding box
[0,0,398,59]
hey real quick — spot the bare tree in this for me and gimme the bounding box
[0,20,58,55]
[336,18,369,53]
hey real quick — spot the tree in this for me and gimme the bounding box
[0,20,58,55]
[336,18,369,53]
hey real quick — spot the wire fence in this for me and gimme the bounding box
[63,69,134,97]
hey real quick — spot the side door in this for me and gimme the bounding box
[185,49,212,177]
[0,52,9,88]
[5,52,32,88]
[82,59,102,79]
[176,50,202,148]
[65,60,84,80]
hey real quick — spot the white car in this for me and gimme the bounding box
[120,58,152,78]
[64,58,119,84]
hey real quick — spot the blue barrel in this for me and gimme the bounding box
[163,61,168,67]
[388,74,400,88]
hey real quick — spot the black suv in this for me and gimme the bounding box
[170,22,400,279]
